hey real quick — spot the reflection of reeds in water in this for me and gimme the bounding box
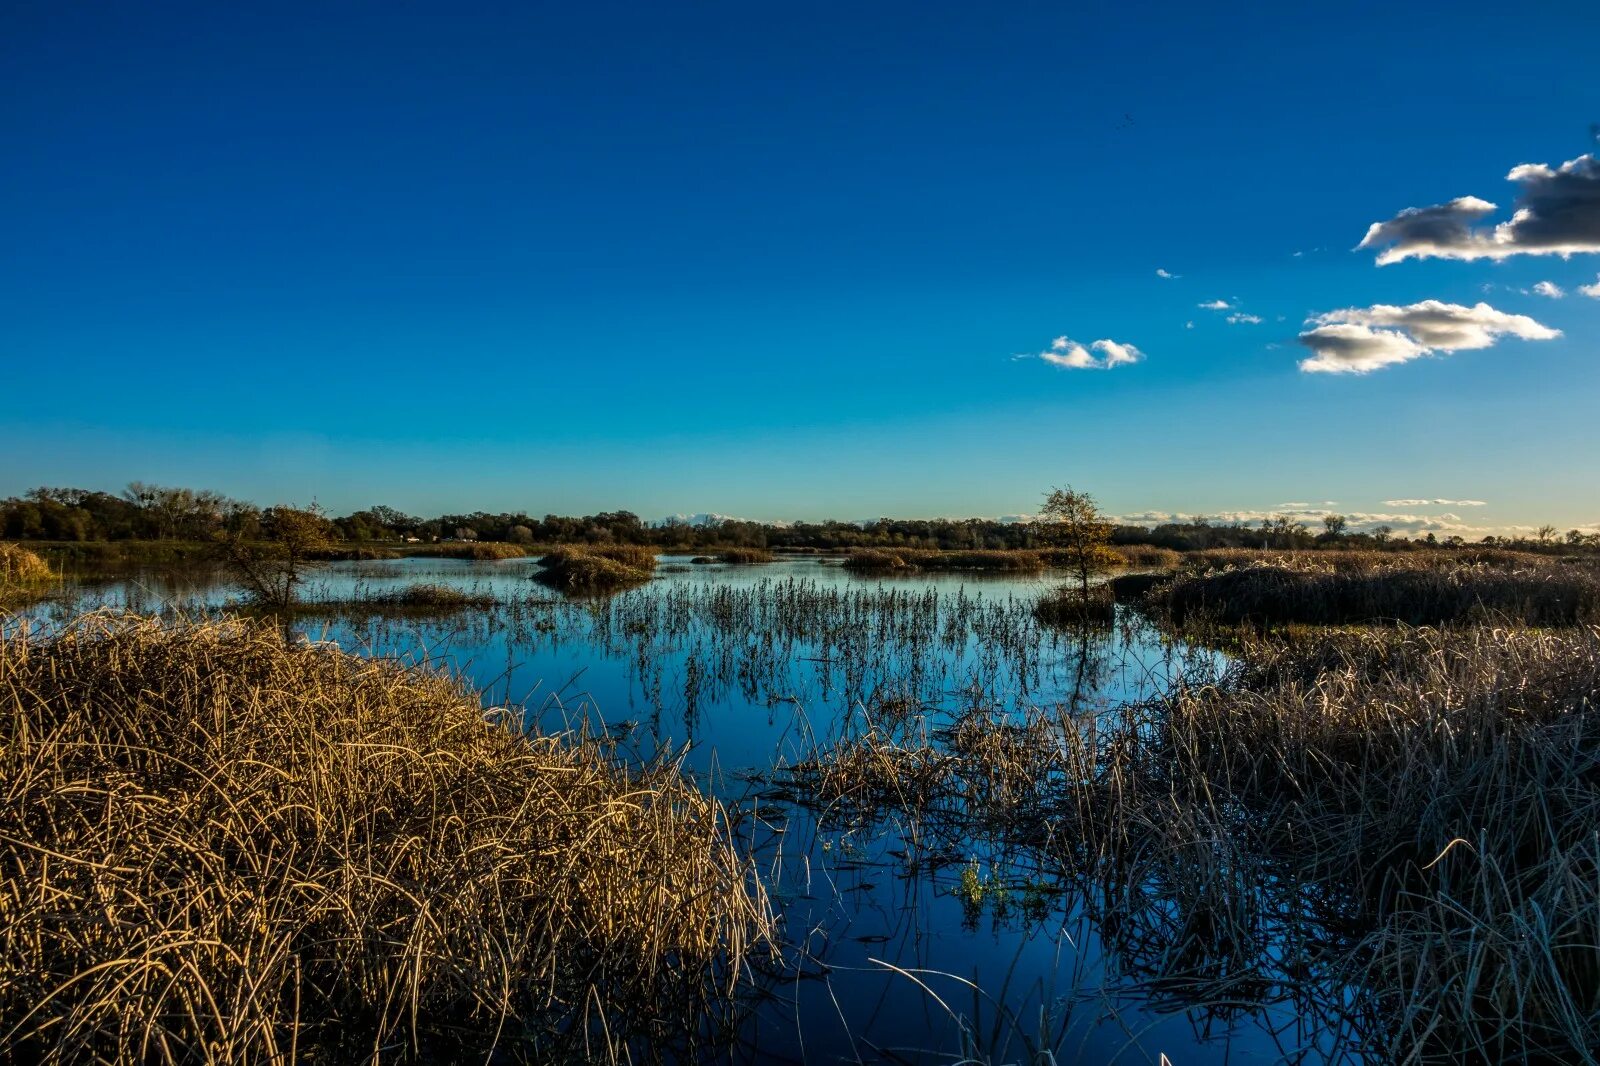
[769,623,1600,1063]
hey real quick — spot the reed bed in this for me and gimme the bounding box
[842,549,1047,573]
[1157,558,1599,627]
[413,542,530,560]
[0,614,770,1063]
[534,546,657,592]
[777,623,1600,1062]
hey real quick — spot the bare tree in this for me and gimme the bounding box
[214,505,334,610]
[1037,487,1120,601]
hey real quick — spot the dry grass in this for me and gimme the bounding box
[1157,557,1599,627]
[414,542,530,560]
[715,548,774,564]
[1183,547,1553,574]
[1104,544,1182,569]
[842,549,1046,573]
[1,543,51,587]
[0,614,769,1063]
[534,546,657,593]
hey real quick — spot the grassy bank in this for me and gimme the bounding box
[0,614,769,1062]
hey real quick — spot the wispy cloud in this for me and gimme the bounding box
[1226,312,1263,325]
[1156,268,1179,279]
[1198,299,1231,310]
[1384,498,1488,507]
[1028,335,1145,370]
[1532,280,1565,298]
[1298,300,1560,374]
[1358,154,1600,263]
[1581,274,1600,298]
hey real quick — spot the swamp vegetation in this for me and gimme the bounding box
[2,542,1599,1063]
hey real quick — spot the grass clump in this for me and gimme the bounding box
[535,546,657,592]
[0,614,769,1063]
[716,548,774,564]
[1032,585,1115,625]
[294,582,496,615]
[1,543,51,587]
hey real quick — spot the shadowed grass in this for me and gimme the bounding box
[1158,558,1600,627]
[0,613,769,1063]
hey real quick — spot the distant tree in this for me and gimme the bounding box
[1537,524,1558,545]
[1372,525,1393,545]
[1321,514,1348,540]
[1037,487,1119,601]
[508,524,534,544]
[214,505,334,610]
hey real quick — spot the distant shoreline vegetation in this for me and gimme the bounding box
[6,483,1597,560]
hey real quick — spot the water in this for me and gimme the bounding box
[16,555,1361,1064]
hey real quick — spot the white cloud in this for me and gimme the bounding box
[1226,312,1263,325]
[1580,274,1600,298]
[1384,498,1488,507]
[1033,335,1145,370]
[1198,299,1231,310]
[1532,280,1565,298]
[1298,300,1559,374]
[1358,154,1600,264]
[1184,320,1195,329]
[1156,268,1178,279]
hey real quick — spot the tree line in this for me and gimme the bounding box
[3,483,1594,553]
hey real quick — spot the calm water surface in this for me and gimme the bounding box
[21,556,1361,1064]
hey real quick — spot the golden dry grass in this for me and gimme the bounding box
[0,543,50,586]
[0,614,768,1063]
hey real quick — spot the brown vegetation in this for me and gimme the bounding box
[0,615,768,1062]
[0,543,51,588]
[535,546,658,592]
[1156,554,1599,627]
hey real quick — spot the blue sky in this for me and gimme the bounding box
[4,1,1598,535]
